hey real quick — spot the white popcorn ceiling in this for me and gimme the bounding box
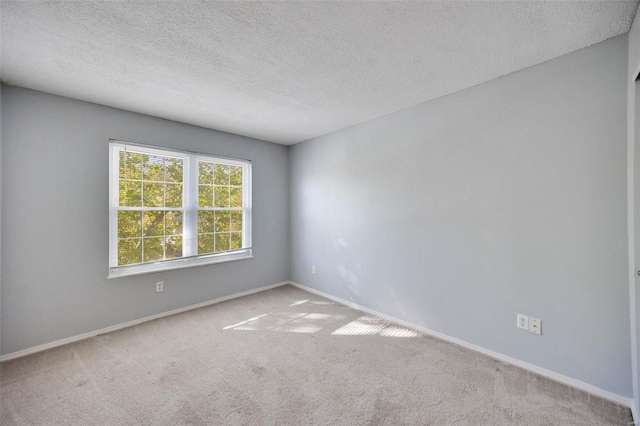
[1,1,638,145]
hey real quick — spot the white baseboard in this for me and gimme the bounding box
[2,279,634,416]
[288,281,635,410]
[0,281,289,362]
[632,401,639,425]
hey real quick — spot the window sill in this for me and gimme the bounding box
[107,251,253,279]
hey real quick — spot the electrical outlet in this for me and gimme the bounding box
[529,317,541,335]
[311,266,316,274]
[517,314,528,330]
[156,281,163,292]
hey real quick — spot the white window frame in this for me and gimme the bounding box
[108,140,252,279]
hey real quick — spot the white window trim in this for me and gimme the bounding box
[108,140,252,279]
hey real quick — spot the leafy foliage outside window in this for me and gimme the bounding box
[117,151,184,265]
[197,161,244,255]
[110,142,251,276]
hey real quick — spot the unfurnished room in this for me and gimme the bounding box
[2,1,640,425]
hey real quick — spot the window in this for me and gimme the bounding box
[109,141,251,278]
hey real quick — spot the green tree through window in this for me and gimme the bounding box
[197,161,244,255]
[117,151,184,265]
[109,141,252,277]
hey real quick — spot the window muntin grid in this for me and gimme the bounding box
[197,160,245,255]
[109,141,252,278]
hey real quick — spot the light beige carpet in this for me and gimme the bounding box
[0,285,633,425]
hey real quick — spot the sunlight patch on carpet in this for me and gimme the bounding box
[224,312,346,333]
[332,315,420,338]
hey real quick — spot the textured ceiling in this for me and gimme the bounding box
[1,1,638,145]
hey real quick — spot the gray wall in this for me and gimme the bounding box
[0,82,3,356]
[0,86,289,355]
[629,5,640,412]
[290,35,631,396]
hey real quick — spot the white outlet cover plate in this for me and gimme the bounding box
[529,317,541,335]
[517,314,529,330]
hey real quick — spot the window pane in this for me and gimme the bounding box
[199,162,213,185]
[143,211,164,237]
[165,236,183,259]
[118,238,142,265]
[215,232,230,252]
[119,181,141,207]
[230,232,242,250]
[198,233,214,255]
[143,154,165,181]
[120,152,142,180]
[143,237,164,262]
[214,186,230,208]
[198,211,215,234]
[230,211,242,232]
[118,211,142,238]
[165,183,182,207]
[230,187,242,208]
[143,182,164,207]
[165,157,183,183]
[165,211,183,235]
[199,185,213,207]
[230,166,242,186]
[111,143,251,273]
[214,164,230,185]
[215,210,230,232]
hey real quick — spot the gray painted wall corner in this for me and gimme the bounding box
[0,86,290,355]
[0,84,3,356]
[628,3,640,415]
[290,35,631,397]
